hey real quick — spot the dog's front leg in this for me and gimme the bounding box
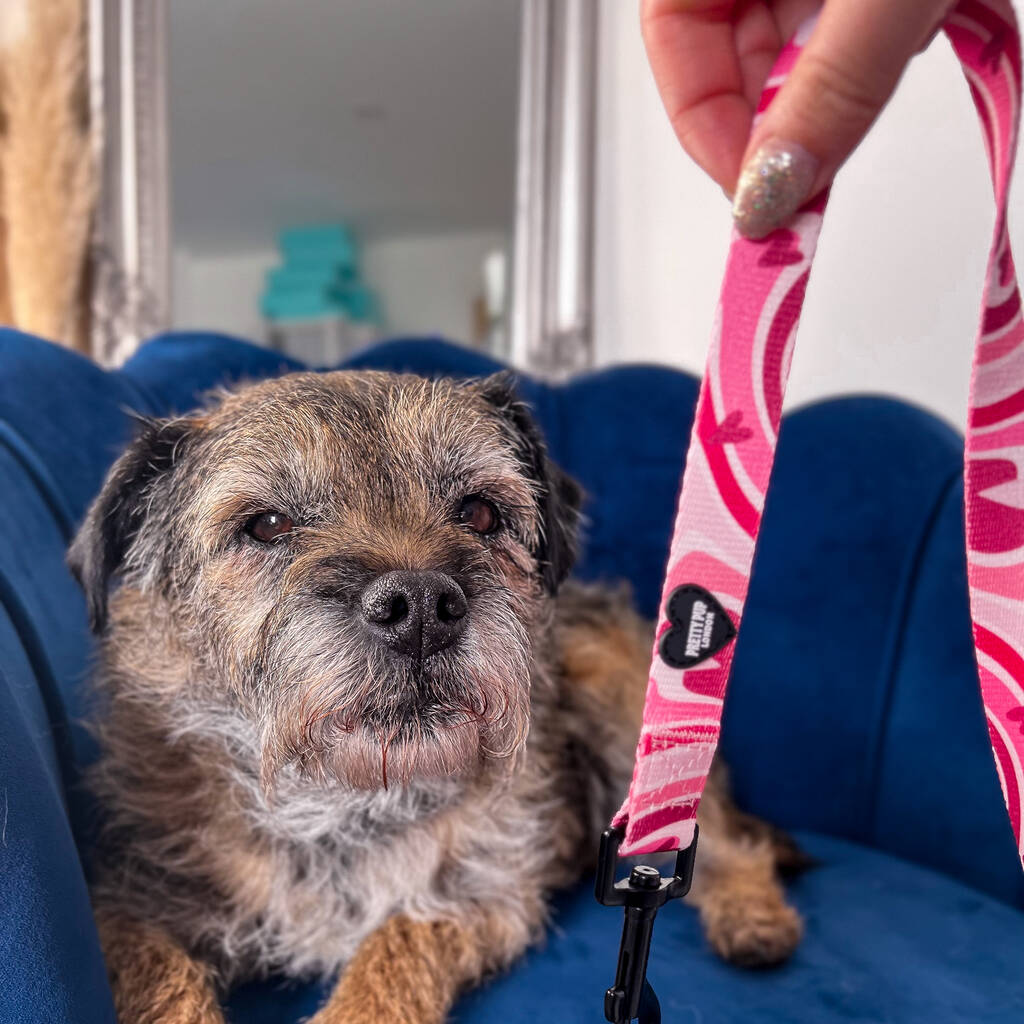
[687,774,805,967]
[95,908,224,1024]
[310,904,538,1024]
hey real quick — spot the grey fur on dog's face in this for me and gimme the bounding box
[69,370,581,792]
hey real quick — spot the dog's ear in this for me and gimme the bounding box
[477,372,582,593]
[68,416,197,633]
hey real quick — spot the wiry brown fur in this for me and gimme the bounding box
[96,911,222,1024]
[71,370,803,1023]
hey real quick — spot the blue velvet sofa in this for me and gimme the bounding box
[1,328,1022,1024]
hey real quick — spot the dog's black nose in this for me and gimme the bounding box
[360,570,468,659]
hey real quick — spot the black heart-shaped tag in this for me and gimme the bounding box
[659,584,737,669]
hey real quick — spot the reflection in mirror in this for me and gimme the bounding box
[168,0,520,364]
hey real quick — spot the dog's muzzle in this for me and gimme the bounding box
[359,570,468,660]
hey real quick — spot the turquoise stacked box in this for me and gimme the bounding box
[260,224,377,323]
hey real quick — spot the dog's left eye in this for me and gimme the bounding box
[458,496,500,535]
[245,511,294,543]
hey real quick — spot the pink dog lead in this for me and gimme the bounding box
[596,1,1024,1020]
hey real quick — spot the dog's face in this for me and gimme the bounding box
[69,371,580,791]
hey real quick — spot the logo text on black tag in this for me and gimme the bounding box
[659,584,737,669]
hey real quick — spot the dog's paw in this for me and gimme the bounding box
[702,895,803,967]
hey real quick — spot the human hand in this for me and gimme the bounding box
[641,0,954,238]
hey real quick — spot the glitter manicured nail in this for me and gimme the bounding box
[732,140,818,240]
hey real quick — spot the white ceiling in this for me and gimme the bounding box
[168,0,521,254]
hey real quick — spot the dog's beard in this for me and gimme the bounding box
[255,587,532,791]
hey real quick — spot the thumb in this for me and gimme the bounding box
[732,0,952,238]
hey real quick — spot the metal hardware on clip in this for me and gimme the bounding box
[594,824,699,1024]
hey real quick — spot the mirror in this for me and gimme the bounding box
[167,0,521,365]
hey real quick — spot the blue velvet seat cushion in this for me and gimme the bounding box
[0,614,113,1024]
[226,834,1024,1024]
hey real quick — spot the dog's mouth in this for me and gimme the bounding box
[282,679,527,792]
[364,685,498,728]
[266,636,532,793]
[322,709,487,790]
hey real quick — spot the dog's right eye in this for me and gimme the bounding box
[244,511,294,544]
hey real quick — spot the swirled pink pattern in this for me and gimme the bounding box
[615,0,1024,869]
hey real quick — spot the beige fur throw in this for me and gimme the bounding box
[0,0,93,352]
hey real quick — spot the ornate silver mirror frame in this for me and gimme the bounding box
[88,0,170,366]
[511,0,597,378]
[88,0,594,376]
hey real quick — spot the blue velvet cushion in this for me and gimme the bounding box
[227,834,1024,1024]
[1,328,1021,1024]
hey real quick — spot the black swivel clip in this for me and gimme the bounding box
[595,824,699,1024]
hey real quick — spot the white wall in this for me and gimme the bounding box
[594,0,1023,427]
[173,247,273,343]
[172,228,506,349]
[362,229,506,343]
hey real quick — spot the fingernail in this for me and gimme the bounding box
[732,140,818,239]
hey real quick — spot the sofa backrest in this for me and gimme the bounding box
[1,328,1020,917]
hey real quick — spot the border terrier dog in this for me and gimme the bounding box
[69,370,805,1023]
